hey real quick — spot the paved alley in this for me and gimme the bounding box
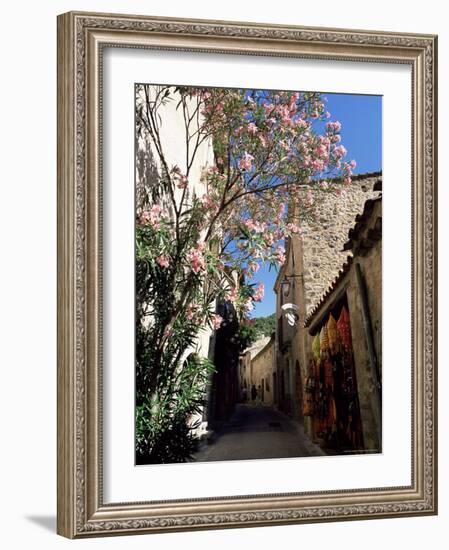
[191,404,325,463]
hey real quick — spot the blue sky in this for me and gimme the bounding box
[250,92,382,318]
[321,93,382,175]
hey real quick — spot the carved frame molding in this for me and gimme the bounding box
[57,11,437,538]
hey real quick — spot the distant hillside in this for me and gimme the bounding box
[252,313,275,337]
[238,313,276,351]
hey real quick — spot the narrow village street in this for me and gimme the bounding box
[191,404,324,462]
[134,84,383,466]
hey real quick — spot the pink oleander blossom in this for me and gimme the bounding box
[156,255,170,268]
[150,205,164,224]
[187,247,206,274]
[295,118,308,130]
[225,286,238,303]
[258,133,268,147]
[263,232,274,246]
[175,174,189,189]
[278,104,293,125]
[139,204,165,228]
[253,283,265,302]
[212,314,224,330]
[244,219,265,233]
[326,120,342,133]
[138,210,151,225]
[200,193,217,212]
[275,245,286,266]
[262,103,274,115]
[186,303,199,321]
[311,159,326,171]
[315,144,328,158]
[333,144,347,159]
[247,122,258,134]
[286,222,301,234]
[238,152,254,171]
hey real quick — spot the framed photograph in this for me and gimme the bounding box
[57,11,437,538]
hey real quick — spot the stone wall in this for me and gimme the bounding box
[301,174,381,314]
[301,197,383,451]
[251,337,275,405]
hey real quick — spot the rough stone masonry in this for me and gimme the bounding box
[301,172,382,314]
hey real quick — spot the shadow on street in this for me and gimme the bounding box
[191,403,324,463]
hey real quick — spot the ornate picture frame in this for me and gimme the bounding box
[57,11,437,538]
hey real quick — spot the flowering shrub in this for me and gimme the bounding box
[135,84,355,462]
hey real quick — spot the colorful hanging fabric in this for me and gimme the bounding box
[337,306,352,350]
[303,376,315,416]
[327,313,339,355]
[323,357,334,388]
[312,333,321,361]
[320,324,330,356]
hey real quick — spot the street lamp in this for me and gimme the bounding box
[280,274,302,326]
[281,276,291,297]
[281,274,302,297]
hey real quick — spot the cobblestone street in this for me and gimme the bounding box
[191,404,325,462]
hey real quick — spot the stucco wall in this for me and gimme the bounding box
[136,86,215,209]
[135,86,216,362]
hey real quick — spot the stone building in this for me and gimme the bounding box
[273,239,303,417]
[299,172,382,314]
[273,172,382,452]
[238,336,271,402]
[303,195,382,451]
[249,334,276,405]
